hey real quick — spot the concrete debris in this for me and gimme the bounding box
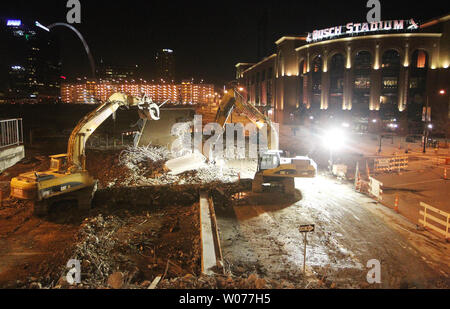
[88,147,241,188]
[69,214,123,287]
[165,152,207,175]
[40,201,202,289]
[119,145,171,169]
[156,273,306,289]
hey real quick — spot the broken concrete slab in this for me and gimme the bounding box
[165,152,207,175]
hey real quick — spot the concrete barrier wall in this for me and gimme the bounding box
[0,145,25,173]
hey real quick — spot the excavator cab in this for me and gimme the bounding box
[258,151,281,171]
[49,154,68,173]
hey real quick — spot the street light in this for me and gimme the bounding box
[322,128,346,171]
[423,95,430,153]
[438,89,449,147]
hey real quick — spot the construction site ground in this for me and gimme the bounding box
[0,144,448,289]
[0,148,202,288]
[0,142,273,289]
[0,107,449,289]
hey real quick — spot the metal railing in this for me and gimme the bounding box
[0,119,23,149]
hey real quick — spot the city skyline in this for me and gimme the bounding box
[1,0,444,85]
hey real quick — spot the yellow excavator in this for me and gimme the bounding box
[10,93,158,215]
[215,89,317,194]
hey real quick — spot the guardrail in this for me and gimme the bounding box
[0,119,23,149]
[419,202,449,240]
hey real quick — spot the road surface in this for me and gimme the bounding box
[215,174,450,288]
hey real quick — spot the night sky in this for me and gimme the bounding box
[1,0,446,85]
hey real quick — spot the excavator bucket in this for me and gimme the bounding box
[137,107,195,149]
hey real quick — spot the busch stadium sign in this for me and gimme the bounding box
[306,19,419,43]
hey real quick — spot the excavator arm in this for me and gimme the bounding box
[67,92,157,172]
[10,92,159,209]
[214,89,279,150]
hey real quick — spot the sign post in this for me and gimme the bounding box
[298,224,315,273]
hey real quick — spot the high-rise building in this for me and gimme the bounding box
[155,49,175,82]
[96,60,139,81]
[0,18,62,102]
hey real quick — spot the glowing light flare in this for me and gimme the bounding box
[388,123,399,129]
[322,129,346,150]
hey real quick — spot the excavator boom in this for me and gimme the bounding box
[10,92,158,214]
[215,89,279,150]
[214,88,316,195]
[67,93,156,172]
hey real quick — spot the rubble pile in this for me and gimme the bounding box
[49,201,201,289]
[67,214,124,287]
[87,147,240,188]
[156,273,307,289]
[119,145,171,173]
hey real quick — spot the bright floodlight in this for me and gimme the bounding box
[322,129,346,150]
